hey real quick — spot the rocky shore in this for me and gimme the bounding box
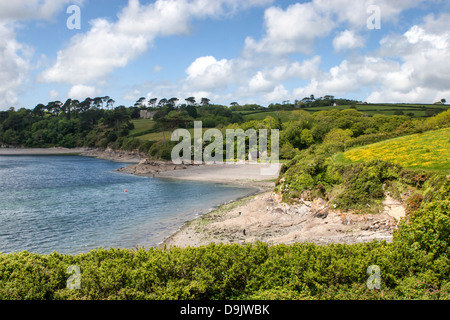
[163,191,404,248]
[115,158,198,174]
[80,148,146,163]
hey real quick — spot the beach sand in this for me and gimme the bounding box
[117,160,282,189]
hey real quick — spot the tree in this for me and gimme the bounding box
[441,99,446,104]
[106,99,115,110]
[323,128,353,145]
[185,97,196,106]
[78,98,92,113]
[136,97,147,108]
[33,104,46,117]
[201,98,211,106]
[167,98,179,112]
[46,101,63,116]
[300,129,314,147]
[148,98,158,108]
[93,97,104,109]
[168,97,179,107]
[186,104,198,118]
[102,96,111,108]
[158,98,168,108]
[62,99,73,119]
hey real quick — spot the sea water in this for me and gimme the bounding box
[0,155,256,255]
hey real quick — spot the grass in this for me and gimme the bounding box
[242,110,296,122]
[241,104,449,121]
[129,119,156,137]
[137,127,211,141]
[334,127,450,173]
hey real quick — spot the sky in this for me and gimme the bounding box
[1,0,449,111]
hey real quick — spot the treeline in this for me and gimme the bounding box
[1,97,449,162]
[267,95,360,110]
[0,98,135,150]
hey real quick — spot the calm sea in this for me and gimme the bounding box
[0,155,256,255]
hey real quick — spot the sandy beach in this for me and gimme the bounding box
[116,160,282,189]
[116,159,404,248]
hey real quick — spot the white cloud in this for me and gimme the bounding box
[38,17,149,84]
[68,85,100,100]
[288,11,450,104]
[237,56,321,99]
[0,1,79,109]
[333,30,365,51]
[263,85,289,103]
[269,56,321,81]
[49,90,59,100]
[184,56,233,92]
[123,89,142,102]
[244,0,429,57]
[24,0,444,108]
[314,0,427,28]
[369,13,450,102]
[248,71,273,93]
[0,0,80,21]
[244,2,335,56]
[38,0,274,86]
[0,22,32,109]
[153,65,163,73]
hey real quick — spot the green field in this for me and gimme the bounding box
[334,127,450,173]
[137,127,212,142]
[241,104,449,121]
[129,119,156,137]
[242,110,295,122]
[130,104,449,142]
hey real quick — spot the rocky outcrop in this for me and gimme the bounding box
[81,148,146,163]
[164,191,402,248]
[115,159,199,176]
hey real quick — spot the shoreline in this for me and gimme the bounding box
[1,147,404,249]
[162,191,402,248]
[0,147,146,164]
[115,159,281,190]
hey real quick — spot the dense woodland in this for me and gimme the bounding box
[0,96,449,300]
[1,95,447,159]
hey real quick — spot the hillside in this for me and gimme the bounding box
[335,128,450,173]
[241,103,449,121]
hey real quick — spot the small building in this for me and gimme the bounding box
[140,110,155,120]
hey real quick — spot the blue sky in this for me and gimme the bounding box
[1,0,449,110]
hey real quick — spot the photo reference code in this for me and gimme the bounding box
[180,304,270,317]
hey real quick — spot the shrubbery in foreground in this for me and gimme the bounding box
[1,201,448,300]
